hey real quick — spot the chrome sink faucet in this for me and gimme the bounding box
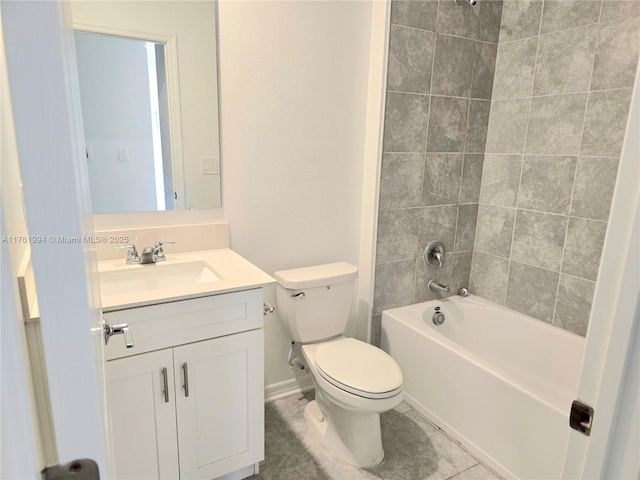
[114,244,140,265]
[140,241,175,264]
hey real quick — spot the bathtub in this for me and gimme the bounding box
[380,295,585,480]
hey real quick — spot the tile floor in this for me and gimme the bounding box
[250,391,503,480]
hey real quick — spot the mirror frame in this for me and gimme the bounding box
[73,22,188,210]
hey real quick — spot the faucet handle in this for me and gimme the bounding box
[424,241,446,269]
[153,241,175,261]
[114,244,140,264]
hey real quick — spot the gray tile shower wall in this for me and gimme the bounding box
[470,0,640,336]
[373,0,503,340]
[374,0,639,343]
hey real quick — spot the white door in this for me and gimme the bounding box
[173,330,264,480]
[0,213,41,478]
[562,68,640,477]
[106,350,180,480]
[0,0,110,476]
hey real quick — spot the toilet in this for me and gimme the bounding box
[275,262,404,467]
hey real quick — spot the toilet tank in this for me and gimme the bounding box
[274,262,358,343]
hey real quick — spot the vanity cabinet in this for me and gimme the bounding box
[104,289,264,480]
[106,349,180,480]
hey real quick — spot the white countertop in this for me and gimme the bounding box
[21,248,275,320]
[99,248,275,312]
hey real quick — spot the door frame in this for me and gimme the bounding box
[0,0,109,475]
[562,64,640,477]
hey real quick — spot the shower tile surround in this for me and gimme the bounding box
[374,0,502,346]
[471,0,639,336]
[374,0,639,342]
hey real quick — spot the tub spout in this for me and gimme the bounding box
[428,280,449,294]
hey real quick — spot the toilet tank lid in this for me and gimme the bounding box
[274,262,358,289]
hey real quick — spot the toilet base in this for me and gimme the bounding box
[304,396,384,468]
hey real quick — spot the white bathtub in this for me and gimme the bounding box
[380,295,585,480]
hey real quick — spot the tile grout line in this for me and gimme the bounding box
[410,407,505,480]
[500,0,546,306]
[383,150,624,159]
[423,0,440,157]
[499,9,612,47]
[387,89,496,102]
[472,152,621,159]
[443,463,481,480]
[472,202,609,223]
[380,203,478,213]
[473,249,597,285]
[453,112,468,252]
[552,158,581,327]
[598,0,605,24]
[551,6,603,327]
[413,0,440,303]
[476,85,631,102]
[459,80,475,254]
[467,19,496,292]
[391,23,500,47]
[418,0,439,299]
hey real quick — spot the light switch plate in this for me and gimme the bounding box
[118,147,129,162]
[200,156,220,175]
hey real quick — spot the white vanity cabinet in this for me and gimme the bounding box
[106,349,180,480]
[104,288,264,480]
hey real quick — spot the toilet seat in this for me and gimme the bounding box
[314,338,403,399]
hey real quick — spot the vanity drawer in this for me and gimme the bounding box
[104,288,263,360]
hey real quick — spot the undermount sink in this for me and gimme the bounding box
[99,261,221,297]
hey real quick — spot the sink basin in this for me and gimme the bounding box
[99,261,221,297]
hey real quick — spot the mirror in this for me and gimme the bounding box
[76,32,176,213]
[71,1,221,214]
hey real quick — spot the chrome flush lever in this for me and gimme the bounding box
[103,318,134,348]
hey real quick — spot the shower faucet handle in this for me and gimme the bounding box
[424,241,446,269]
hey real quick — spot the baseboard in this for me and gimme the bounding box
[213,463,257,480]
[264,377,314,402]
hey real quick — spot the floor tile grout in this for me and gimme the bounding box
[258,395,503,480]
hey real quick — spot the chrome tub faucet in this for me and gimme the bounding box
[428,280,449,294]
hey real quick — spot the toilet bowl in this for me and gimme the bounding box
[301,337,403,467]
[274,262,404,467]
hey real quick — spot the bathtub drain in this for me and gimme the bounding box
[432,307,445,325]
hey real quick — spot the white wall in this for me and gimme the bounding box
[218,1,374,387]
[76,33,157,214]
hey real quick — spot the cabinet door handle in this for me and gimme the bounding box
[161,367,169,403]
[182,362,189,397]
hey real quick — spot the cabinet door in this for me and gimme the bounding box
[106,349,179,480]
[173,329,264,480]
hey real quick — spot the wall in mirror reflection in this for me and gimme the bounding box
[71,1,222,214]
[76,32,176,214]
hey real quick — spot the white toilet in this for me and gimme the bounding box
[275,262,404,467]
